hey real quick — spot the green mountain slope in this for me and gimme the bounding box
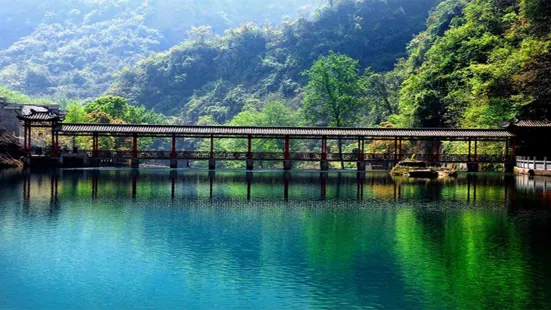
[0,0,319,101]
[108,0,440,123]
[392,0,551,128]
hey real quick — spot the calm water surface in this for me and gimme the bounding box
[1,169,551,309]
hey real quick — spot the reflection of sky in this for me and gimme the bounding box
[0,170,550,309]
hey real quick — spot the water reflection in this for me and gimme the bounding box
[8,169,551,209]
[0,169,550,309]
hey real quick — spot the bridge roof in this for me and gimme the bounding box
[57,123,514,140]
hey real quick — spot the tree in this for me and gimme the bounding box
[203,101,302,168]
[360,67,403,126]
[302,51,362,169]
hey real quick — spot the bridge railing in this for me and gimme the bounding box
[73,150,511,163]
[516,156,550,170]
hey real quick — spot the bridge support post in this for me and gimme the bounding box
[51,124,57,157]
[504,163,514,173]
[170,134,178,168]
[474,138,478,162]
[170,160,178,169]
[468,138,472,162]
[399,138,403,161]
[90,158,100,168]
[131,133,139,168]
[321,136,328,171]
[284,160,292,171]
[92,133,99,158]
[357,137,365,171]
[209,134,216,170]
[284,135,292,171]
[467,163,479,172]
[394,137,398,162]
[23,121,30,156]
[246,135,253,170]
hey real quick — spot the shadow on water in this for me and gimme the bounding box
[1,168,551,309]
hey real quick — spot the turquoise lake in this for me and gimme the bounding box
[1,169,551,309]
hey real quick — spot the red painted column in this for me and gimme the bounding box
[436,140,440,162]
[468,138,472,162]
[132,133,138,159]
[55,131,59,156]
[28,124,32,154]
[505,138,509,159]
[358,137,362,161]
[474,138,478,161]
[431,139,435,162]
[361,138,365,161]
[394,137,398,161]
[92,133,98,157]
[248,135,252,160]
[23,122,28,155]
[399,138,403,161]
[210,134,214,159]
[321,136,327,160]
[285,135,290,161]
[171,134,176,159]
[512,138,517,158]
[51,125,56,157]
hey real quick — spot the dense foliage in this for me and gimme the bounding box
[389,0,551,128]
[3,0,550,149]
[109,0,440,122]
[0,0,319,101]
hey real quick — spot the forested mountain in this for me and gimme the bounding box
[0,0,319,100]
[2,0,550,136]
[390,0,551,128]
[108,0,441,122]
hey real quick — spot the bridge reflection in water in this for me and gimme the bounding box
[11,169,551,210]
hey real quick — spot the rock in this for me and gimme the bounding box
[0,126,23,168]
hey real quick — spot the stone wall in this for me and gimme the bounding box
[0,98,61,139]
[0,100,22,138]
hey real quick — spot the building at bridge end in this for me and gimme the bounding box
[503,119,551,158]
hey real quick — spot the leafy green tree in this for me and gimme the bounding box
[65,102,86,123]
[360,66,404,126]
[85,96,164,124]
[302,51,362,168]
[202,101,302,168]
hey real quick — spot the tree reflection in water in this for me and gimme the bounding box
[1,169,550,309]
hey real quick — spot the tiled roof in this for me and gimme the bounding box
[57,124,514,139]
[513,120,551,127]
[17,105,65,121]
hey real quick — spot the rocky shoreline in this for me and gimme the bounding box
[0,127,23,168]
